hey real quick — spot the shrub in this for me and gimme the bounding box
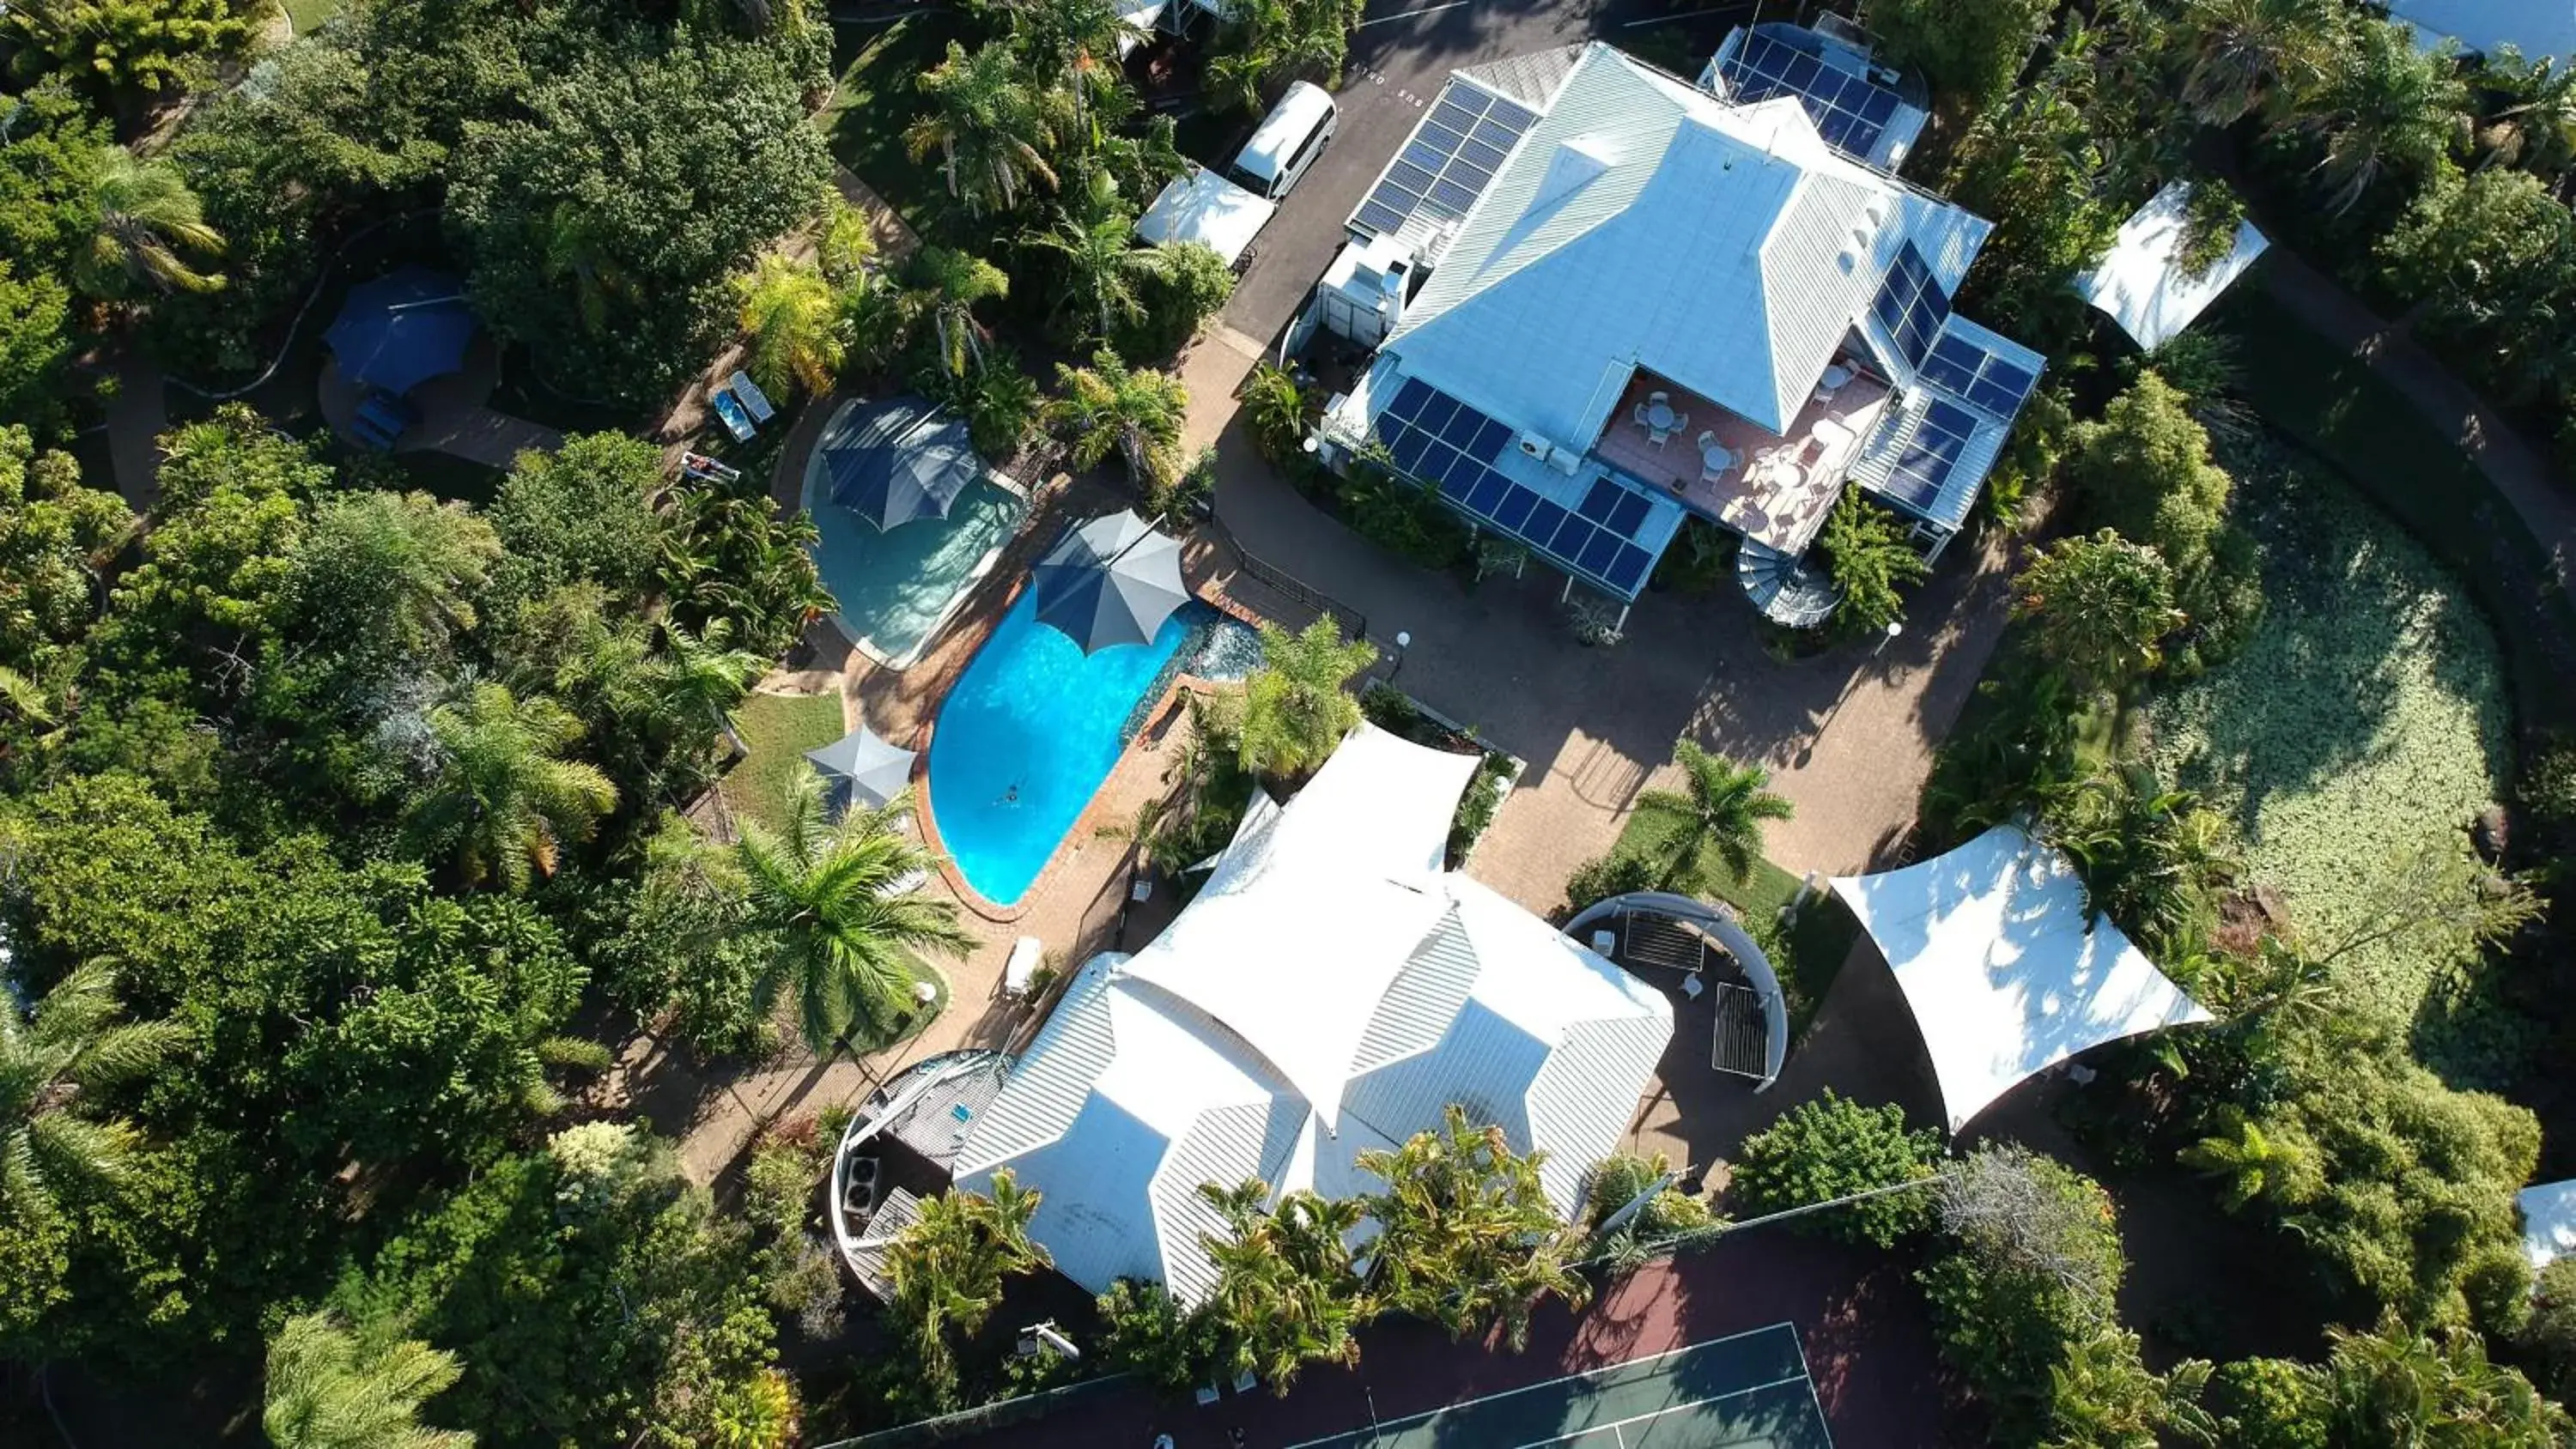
[2202,1356,2328,1449]
[1236,617,1375,781]
[2069,373,2231,579]
[1562,852,1658,916]
[1240,362,1308,464]
[2516,1256,2576,1402]
[1729,1090,1942,1247]
[1816,490,1927,634]
[1117,240,1236,361]
[1340,459,1468,570]
[1585,1151,1713,1237]
[1098,1278,1229,1393]
[2012,530,2181,691]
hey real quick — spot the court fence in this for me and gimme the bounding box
[807,1372,1140,1449]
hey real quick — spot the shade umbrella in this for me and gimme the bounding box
[805,724,919,811]
[823,397,982,531]
[1030,510,1189,655]
[324,267,479,396]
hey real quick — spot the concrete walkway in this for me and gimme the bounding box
[2258,255,2576,594]
[1181,326,2016,911]
[100,358,170,509]
[319,337,562,469]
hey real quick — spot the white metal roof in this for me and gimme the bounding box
[2385,0,2576,61]
[2522,1179,2576,1273]
[1135,166,1276,268]
[2076,182,2270,351]
[1385,43,1990,451]
[1832,825,2214,1132]
[957,725,1673,1304]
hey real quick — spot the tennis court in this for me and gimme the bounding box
[1280,1323,1832,1449]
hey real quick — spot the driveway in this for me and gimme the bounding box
[1219,0,1757,342]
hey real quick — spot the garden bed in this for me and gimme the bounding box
[1603,806,1855,1039]
[2144,450,2511,1042]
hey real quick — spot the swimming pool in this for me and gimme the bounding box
[800,404,1027,668]
[927,592,1257,906]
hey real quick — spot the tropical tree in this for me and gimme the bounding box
[2316,1315,2570,1446]
[2179,1108,2322,1210]
[2013,531,2183,692]
[1048,347,1189,492]
[2284,17,2469,216]
[736,254,844,400]
[1,962,187,1220]
[1358,1106,1591,1351]
[981,0,1144,136]
[2042,765,2237,959]
[906,40,1066,215]
[1816,489,1929,635]
[1865,0,2051,112]
[1027,203,1174,343]
[1236,617,1376,781]
[645,618,765,765]
[816,199,878,286]
[2174,0,2336,127]
[75,147,226,300]
[262,1311,474,1449]
[1197,1179,1369,1389]
[1240,362,1309,462]
[1634,739,1792,892]
[3,0,253,97]
[1205,0,1363,115]
[884,1170,1053,1404]
[732,773,972,1056]
[896,247,1012,379]
[289,491,501,665]
[409,682,620,892]
[1729,1090,1944,1247]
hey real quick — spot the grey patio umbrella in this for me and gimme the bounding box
[822,397,981,531]
[805,724,918,811]
[1030,510,1190,655]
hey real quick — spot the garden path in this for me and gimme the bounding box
[2257,255,2576,597]
[100,357,170,507]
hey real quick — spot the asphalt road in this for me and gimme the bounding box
[1213,0,1759,343]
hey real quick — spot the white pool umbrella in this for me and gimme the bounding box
[805,723,917,810]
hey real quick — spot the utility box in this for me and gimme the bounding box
[1313,234,1415,349]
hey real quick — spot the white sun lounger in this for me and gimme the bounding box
[1003,936,1043,998]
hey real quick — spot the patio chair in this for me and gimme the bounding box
[709,386,756,441]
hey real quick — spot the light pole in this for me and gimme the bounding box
[1388,629,1413,685]
[1874,618,1903,658]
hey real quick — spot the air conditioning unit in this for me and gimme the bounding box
[1545,446,1583,476]
[1516,431,1552,462]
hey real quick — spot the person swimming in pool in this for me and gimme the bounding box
[997,781,1021,806]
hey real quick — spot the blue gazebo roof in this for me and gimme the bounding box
[325,267,478,397]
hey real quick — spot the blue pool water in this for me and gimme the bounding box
[928,591,1210,906]
[800,403,1026,668]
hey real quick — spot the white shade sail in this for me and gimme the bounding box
[2076,181,2269,351]
[1832,825,2215,1132]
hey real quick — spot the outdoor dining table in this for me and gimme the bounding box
[1645,400,1679,433]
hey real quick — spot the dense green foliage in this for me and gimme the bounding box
[2013,530,2181,691]
[1728,1091,1941,1248]
[1236,617,1375,783]
[1814,490,1927,635]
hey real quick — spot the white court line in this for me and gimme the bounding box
[1358,0,1474,24]
[1621,5,1737,25]
[1510,1373,1814,1449]
[1279,1323,1805,1449]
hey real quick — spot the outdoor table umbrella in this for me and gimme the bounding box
[324,267,479,396]
[823,397,981,531]
[1030,509,1188,654]
[805,724,918,812]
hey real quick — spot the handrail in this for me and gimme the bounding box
[1207,523,1366,642]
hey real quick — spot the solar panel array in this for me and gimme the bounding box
[1373,379,1661,597]
[1717,32,1902,159]
[1870,241,1949,371]
[1880,397,1981,513]
[1918,328,2039,421]
[1352,81,1540,242]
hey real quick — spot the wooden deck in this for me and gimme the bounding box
[1589,367,1893,551]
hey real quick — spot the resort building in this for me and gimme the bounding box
[1315,35,2043,624]
[951,724,1674,1304]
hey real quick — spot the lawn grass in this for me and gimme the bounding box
[280,0,339,35]
[1608,806,1858,1038]
[719,690,848,839]
[815,14,963,234]
[2207,282,2576,734]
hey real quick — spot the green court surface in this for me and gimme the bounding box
[1284,1324,1832,1449]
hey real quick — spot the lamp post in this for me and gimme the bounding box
[1388,629,1413,685]
[1874,618,1903,658]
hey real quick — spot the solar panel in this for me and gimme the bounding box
[1918,328,2039,422]
[1717,32,1901,161]
[1367,380,1664,598]
[1870,242,1949,372]
[1348,78,1540,244]
[1881,397,1980,511]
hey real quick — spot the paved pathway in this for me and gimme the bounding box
[2257,255,2576,595]
[100,358,170,508]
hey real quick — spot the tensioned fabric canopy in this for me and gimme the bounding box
[804,723,916,809]
[822,397,981,532]
[324,267,478,396]
[2075,181,2269,351]
[1832,825,2215,1132]
[1029,509,1189,654]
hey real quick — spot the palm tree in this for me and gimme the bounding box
[1196,1179,1367,1390]
[1025,202,1173,342]
[985,0,1144,137]
[1048,347,1188,492]
[897,247,1011,379]
[1357,1106,1591,1351]
[2043,766,2237,958]
[649,618,764,763]
[1635,740,1792,892]
[884,1169,1053,1399]
[906,40,1067,215]
[2178,1108,2320,1210]
[410,682,619,892]
[735,255,844,400]
[261,1311,472,1449]
[2286,18,2469,215]
[2479,61,2576,200]
[733,773,973,1057]
[2,962,186,1221]
[2174,0,2336,127]
[1236,617,1376,782]
[75,147,226,300]
[1206,0,1359,115]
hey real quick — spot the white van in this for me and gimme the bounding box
[1228,81,1337,201]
